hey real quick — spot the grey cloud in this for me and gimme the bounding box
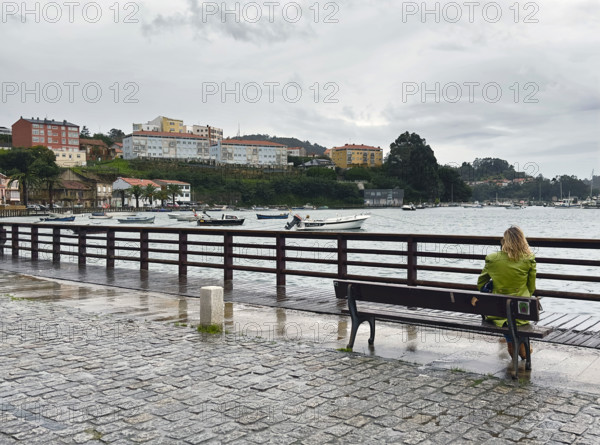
[141,0,315,43]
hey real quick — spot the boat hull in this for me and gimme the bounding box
[117,216,155,224]
[256,214,289,220]
[292,214,370,231]
[197,219,245,226]
[40,216,76,222]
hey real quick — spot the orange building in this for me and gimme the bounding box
[330,144,383,169]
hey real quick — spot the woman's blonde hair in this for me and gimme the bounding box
[501,226,532,261]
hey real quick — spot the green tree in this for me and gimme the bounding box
[143,184,157,207]
[0,146,59,206]
[130,185,144,208]
[92,133,113,147]
[80,126,91,138]
[386,132,440,201]
[344,167,373,182]
[438,166,472,202]
[30,147,61,208]
[155,189,169,207]
[166,183,183,205]
[306,168,336,180]
[108,129,125,143]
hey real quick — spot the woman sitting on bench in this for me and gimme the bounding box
[477,226,537,360]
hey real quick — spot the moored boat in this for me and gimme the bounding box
[175,212,200,222]
[40,214,76,222]
[401,204,416,211]
[256,213,289,220]
[117,215,155,224]
[89,212,112,219]
[285,213,370,231]
[196,213,245,226]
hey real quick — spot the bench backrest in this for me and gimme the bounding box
[334,280,540,322]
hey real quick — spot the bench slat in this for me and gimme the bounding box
[341,308,551,338]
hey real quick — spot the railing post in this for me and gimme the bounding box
[276,234,286,286]
[179,231,188,276]
[224,232,233,282]
[78,231,86,266]
[106,229,115,269]
[0,224,6,256]
[11,225,19,257]
[140,230,149,270]
[337,236,347,279]
[52,227,60,263]
[407,236,417,286]
[31,226,39,261]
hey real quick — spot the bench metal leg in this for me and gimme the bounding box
[347,314,373,349]
[512,338,520,378]
[368,316,375,345]
[506,299,520,379]
[524,337,532,370]
[347,317,360,349]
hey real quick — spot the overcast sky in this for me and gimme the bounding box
[1,0,598,179]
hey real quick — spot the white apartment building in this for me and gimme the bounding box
[122,132,210,161]
[210,140,288,167]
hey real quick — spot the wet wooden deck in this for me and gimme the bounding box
[1,256,599,349]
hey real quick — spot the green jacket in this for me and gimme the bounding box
[477,251,536,327]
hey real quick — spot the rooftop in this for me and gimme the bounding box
[16,117,78,127]
[332,144,382,151]
[117,177,161,187]
[221,139,287,147]
[130,131,208,139]
[79,138,108,147]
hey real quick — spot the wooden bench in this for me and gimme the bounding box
[334,280,553,378]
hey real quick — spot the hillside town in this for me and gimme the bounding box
[0,115,384,207]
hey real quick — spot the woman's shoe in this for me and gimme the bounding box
[518,343,532,360]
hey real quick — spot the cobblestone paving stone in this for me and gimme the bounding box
[1,296,600,444]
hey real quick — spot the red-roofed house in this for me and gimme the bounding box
[211,139,288,166]
[110,142,123,159]
[112,177,161,207]
[330,144,383,168]
[80,138,110,162]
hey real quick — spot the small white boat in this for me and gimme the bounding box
[506,205,526,210]
[402,204,416,211]
[285,213,370,231]
[168,213,181,219]
[117,215,155,224]
[175,213,199,222]
[89,212,112,219]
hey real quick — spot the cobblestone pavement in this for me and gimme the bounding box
[1,290,600,444]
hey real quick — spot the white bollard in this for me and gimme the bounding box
[200,286,224,326]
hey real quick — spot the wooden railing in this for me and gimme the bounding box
[1,222,599,302]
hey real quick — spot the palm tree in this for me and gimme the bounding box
[143,184,157,207]
[130,185,144,208]
[166,183,183,206]
[155,189,169,207]
[7,171,40,207]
